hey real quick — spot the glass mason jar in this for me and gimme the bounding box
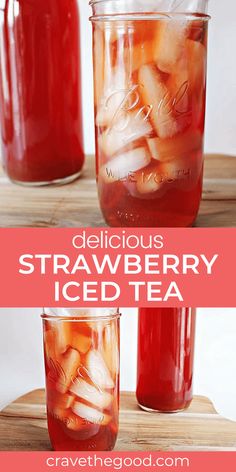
[136,307,196,412]
[0,0,84,185]
[41,308,120,451]
[90,0,210,227]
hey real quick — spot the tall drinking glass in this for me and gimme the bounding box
[90,0,210,227]
[42,308,120,451]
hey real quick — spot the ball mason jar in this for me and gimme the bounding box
[90,0,210,227]
[0,0,84,185]
[136,307,196,412]
[41,308,120,451]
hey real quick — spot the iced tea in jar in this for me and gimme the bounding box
[136,307,196,412]
[0,0,84,185]
[42,308,120,451]
[90,0,210,227]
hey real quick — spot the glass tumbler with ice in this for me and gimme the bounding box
[41,308,120,451]
[90,0,210,227]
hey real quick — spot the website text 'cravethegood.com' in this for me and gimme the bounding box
[46,454,190,469]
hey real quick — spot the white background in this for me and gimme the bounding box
[80,0,236,156]
[0,308,236,423]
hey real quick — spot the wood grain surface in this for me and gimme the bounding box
[1,390,236,451]
[0,154,235,228]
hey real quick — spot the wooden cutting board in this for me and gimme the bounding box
[0,390,236,451]
[0,154,236,227]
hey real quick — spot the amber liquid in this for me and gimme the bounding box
[43,318,119,451]
[93,17,208,226]
[136,308,196,412]
[0,0,84,184]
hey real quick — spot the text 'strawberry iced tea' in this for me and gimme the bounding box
[90,0,210,226]
[0,0,84,185]
[136,307,196,412]
[41,309,120,451]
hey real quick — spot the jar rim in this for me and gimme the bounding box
[41,307,121,322]
[89,12,210,21]
[89,0,209,5]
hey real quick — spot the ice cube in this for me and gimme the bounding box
[147,137,160,160]
[126,40,156,72]
[86,350,115,389]
[136,166,162,195]
[72,401,111,426]
[94,23,119,110]
[158,158,189,185]
[103,325,119,377]
[44,330,57,363]
[188,20,205,42]
[186,39,206,93]
[53,392,75,409]
[65,412,101,438]
[156,20,189,73]
[71,333,92,355]
[100,110,152,156]
[165,39,206,116]
[93,26,104,107]
[167,64,189,113]
[84,309,117,332]
[86,321,105,345]
[100,147,151,183]
[50,408,87,432]
[69,377,112,409]
[158,149,203,188]
[152,130,202,162]
[51,321,71,355]
[138,64,179,139]
[63,412,86,431]
[48,391,74,411]
[96,68,128,127]
[50,407,71,424]
[56,348,81,394]
[111,19,158,73]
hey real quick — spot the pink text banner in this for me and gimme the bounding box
[0,451,236,472]
[0,228,235,307]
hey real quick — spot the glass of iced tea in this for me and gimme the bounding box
[90,0,210,227]
[136,307,196,412]
[41,308,120,451]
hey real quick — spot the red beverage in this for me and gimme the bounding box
[90,1,210,227]
[42,309,120,451]
[0,0,84,185]
[136,307,196,412]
